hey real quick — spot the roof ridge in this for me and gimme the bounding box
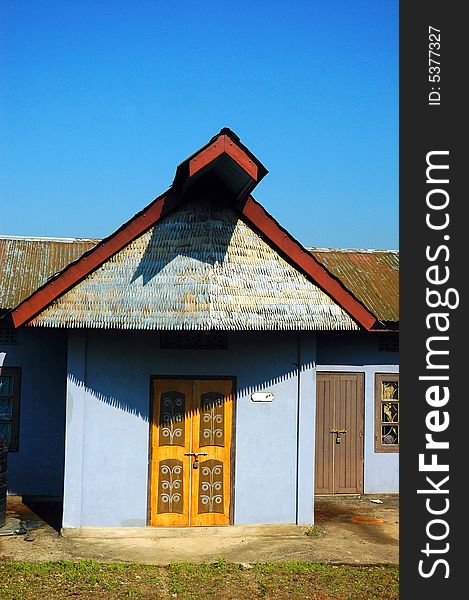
[0,236,399,254]
[308,247,399,253]
[0,234,100,243]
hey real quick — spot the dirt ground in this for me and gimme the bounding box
[0,494,398,565]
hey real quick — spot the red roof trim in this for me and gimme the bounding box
[189,140,224,177]
[225,136,259,180]
[239,197,378,331]
[189,134,259,180]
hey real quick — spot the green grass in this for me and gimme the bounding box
[0,560,398,599]
[304,525,321,537]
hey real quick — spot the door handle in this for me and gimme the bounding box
[184,452,208,470]
[183,452,208,457]
[330,429,346,444]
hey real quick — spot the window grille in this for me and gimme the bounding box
[160,331,227,350]
[378,335,399,353]
[0,329,17,345]
[375,373,399,453]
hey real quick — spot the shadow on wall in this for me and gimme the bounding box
[316,332,399,365]
[67,346,313,424]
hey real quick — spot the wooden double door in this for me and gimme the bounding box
[150,378,234,526]
[315,373,364,494]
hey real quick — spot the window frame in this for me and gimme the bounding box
[375,372,399,453]
[0,366,21,452]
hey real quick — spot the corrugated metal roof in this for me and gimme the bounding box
[27,202,358,331]
[310,249,399,323]
[0,236,98,310]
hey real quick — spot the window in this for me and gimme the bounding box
[375,373,399,453]
[160,331,227,350]
[377,334,399,353]
[0,328,17,345]
[0,367,21,451]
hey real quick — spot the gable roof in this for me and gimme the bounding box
[26,201,359,331]
[5,129,382,331]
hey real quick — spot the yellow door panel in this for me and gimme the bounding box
[150,378,233,526]
[191,380,232,526]
[150,379,192,526]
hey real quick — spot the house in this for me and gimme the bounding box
[0,129,398,530]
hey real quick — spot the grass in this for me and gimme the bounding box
[304,525,321,537]
[0,559,398,599]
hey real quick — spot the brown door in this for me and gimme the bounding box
[315,373,364,494]
[150,378,233,526]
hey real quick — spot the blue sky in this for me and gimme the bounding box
[1,1,398,249]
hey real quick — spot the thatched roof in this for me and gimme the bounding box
[27,201,358,331]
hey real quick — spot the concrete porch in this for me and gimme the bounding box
[0,494,398,565]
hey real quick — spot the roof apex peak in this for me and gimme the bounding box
[173,129,268,203]
[216,127,240,142]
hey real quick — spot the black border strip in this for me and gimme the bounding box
[400,3,465,596]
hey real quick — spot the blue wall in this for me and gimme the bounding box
[1,328,67,496]
[316,333,399,493]
[2,327,398,525]
[62,330,317,528]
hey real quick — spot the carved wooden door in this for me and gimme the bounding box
[150,379,233,526]
[315,373,364,494]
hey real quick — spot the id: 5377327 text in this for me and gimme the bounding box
[428,26,441,106]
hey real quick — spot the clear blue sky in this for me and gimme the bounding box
[1,1,398,249]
